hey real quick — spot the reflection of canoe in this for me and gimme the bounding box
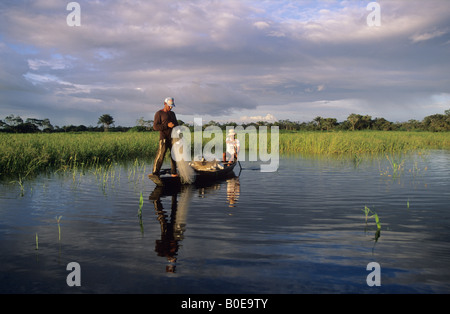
[148,159,238,187]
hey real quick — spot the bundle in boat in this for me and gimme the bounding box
[189,159,224,172]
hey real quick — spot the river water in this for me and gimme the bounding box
[1,151,449,294]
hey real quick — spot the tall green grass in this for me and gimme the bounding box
[1,131,449,179]
[279,131,450,155]
[0,132,159,179]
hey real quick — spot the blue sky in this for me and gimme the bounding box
[1,0,450,127]
[249,0,358,22]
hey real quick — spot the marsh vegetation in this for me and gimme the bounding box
[1,131,449,182]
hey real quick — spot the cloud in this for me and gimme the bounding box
[410,29,448,43]
[240,113,277,123]
[28,56,69,71]
[1,0,450,126]
[253,21,271,30]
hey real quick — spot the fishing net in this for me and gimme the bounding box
[172,132,195,184]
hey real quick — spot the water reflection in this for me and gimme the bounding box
[226,177,240,208]
[2,151,449,293]
[148,173,240,272]
[149,185,190,272]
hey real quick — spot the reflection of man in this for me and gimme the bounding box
[152,97,179,177]
[226,176,240,207]
[150,185,191,273]
[152,190,182,273]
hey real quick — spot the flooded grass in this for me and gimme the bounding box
[0,132,160,179]
[279,131,450,155]
[1,131,449,180]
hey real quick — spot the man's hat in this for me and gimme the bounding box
[165,97,175,107]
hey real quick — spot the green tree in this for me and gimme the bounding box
[42,118,54,131]
[347,113,361,131]
[98,114,115,132]
[401,119,422,131]
[26,118,43,128]
[5,114,23,127]
[322,118,338,131]
[313,116,323,130]
[372,118,393,131]
[423,114,450,132]
[136,117,153,130]
[360,115,373,130]
[16,123,40,133]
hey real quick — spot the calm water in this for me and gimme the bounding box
[1,151,449,294]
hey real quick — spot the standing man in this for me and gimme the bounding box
[151,97,179,177]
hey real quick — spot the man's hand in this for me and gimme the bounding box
[168,122,175,128]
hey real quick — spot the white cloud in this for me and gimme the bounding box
[253,21,270,29]
[1,0,450,126]
[27,54,76,71]
[410,29,448,43]
[23,73,61,85]
[240,113,277,123]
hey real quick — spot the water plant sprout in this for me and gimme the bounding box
[55,216,62,241]
[138,192,144,234]
[362,205,382,251]
[362,205,381,230]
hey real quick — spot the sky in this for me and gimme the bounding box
[1,0,450,127]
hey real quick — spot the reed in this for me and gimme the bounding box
[138,192,144,216]
[138,192,144,234]
[362,206,381,230]
[55,216,62,241]
[279,131,450,155]
[1,131,449,179]
[384,154,405,178]
[362,205,382,248]
[0,132,159,179]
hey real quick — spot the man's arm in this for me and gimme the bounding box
[167,112,178,129]
[153,111,167,131]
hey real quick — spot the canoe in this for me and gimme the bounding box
[190,159,237,179]
[148,159,238,187]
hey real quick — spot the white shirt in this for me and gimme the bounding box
[226,136,240,161]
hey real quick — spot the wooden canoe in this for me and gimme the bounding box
[148,159,238,187]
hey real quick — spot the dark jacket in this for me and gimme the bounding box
[153,109,178,140]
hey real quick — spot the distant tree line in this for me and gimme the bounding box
[277,110,450,132]
[0,114,129,133]
[1,110,449,133]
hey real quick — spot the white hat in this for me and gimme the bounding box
[228,129,236,136]
[165,97,175,107]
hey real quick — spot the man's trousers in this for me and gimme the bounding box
[152,138,177,175]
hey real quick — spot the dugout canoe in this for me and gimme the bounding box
[148,159,238,187]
